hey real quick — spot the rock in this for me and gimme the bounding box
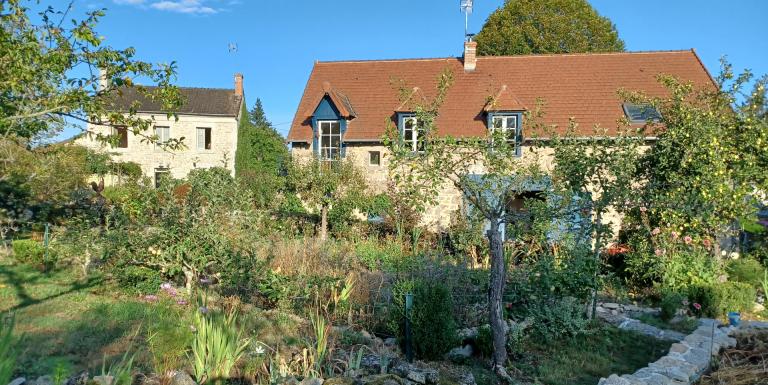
[299,378,323,385]
[598,374,630,385]
[34,376,52,385]
[383,337,398,346]
[92,376,114,385]
[323,379,355,385]
[753,302,765,313]
[446,345,473,362]
[603,303,620,310]
[359,374,404,385]
[457,327,478,340]
[8,378,26,385]
[65,372,89,385]
[169,371,196,385]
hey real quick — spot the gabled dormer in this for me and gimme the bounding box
[484,85,526,157]
[305,81,356,160]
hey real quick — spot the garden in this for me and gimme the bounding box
[2,1,768,385]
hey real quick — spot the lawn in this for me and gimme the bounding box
[511,324,673,385]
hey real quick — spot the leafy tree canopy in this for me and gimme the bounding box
[475,0,625,56]
[0,0,182,144]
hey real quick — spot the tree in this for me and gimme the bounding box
[234,99,289,207]
[0,0,182,144]
[287,157,368,241]
[475,0,625,56]
[385,69,545,380]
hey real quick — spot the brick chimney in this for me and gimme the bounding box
[463,39,477,72]
[234,73,244,97]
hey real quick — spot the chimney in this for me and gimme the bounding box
[98,68,108,91]
[234,73,244,97]
[463,35,477,72]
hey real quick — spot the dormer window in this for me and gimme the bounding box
[400,114,425,152]
[487,112,523,157]
[623,103,661,123]
[318,120,341,161]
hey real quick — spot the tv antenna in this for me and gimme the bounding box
[228,42,238,53]
[460,0,473,39]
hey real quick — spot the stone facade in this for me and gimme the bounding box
[77,113,240,185]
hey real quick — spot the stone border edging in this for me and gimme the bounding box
[598,320,768,385]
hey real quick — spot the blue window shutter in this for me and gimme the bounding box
[515,113,523,157]
[311,117,319,157]
[340,119,347,158]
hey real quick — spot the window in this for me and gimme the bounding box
[401,115,425,152]
[623,103,661,123]
[490,114,518,143]
[154,168,170,188]
[111,126,128,148]
[369,151,381,166]
[318,120,341,160]
[154,126,170,148]
[197,127,212,150]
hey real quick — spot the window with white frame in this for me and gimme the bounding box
[490,114,518,143]
[196,127,212,150]
[154,126,170,148]
[401,115,425,152]
[318,120,341,160]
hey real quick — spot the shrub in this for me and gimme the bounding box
[389,278,457,360]
[355,239,409,272]
[11,239,53,269]
[660,292,685,321]
[726,258,766,289]
[114,266,163,295]
[688,282,756,318]
[526,297,589,343]
[475,325,492,357]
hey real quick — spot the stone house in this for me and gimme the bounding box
[78,74,245,186]
[287,41,716,231]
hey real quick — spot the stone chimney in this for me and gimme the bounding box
[234,73,244,97]
[98,68,108,91]
[463,38,477,72]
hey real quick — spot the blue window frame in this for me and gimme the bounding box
[487,112,523,157]
[311,96,347,159]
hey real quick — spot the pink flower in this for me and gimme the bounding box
[671,231,679,240]
[143,294,159,302]
[651,227,661,236]
[693,303,702,310]
[176,299,188,305]
[655,249,664,256]
[640,206,648,213]
[703,238,712,248]
[684,236,693,245]
[160,282,172,290]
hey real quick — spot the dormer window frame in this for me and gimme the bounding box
[487,111,523,157]
[622,103,661,124]
[398,113,426,153]
[317,119,342,161]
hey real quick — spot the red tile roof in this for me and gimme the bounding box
[288,50,715,142]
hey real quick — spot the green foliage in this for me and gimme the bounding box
[526,297,590,343]
[114,266,163,295]
[354,239,410,272]
[659,292,685,322]
[101,349,135,385]
[0,314,16,385]
[726,258,766,289]
[0,0,182,144]
[11,239,53,269]
[146,299,193,376]
[688,282,756,318]
[235,99,289,208]
[389,278,457,360]
[475,0,624,56]
[476,325,493,357]
[189,304,250,384]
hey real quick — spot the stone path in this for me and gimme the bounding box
[598,320,768,385]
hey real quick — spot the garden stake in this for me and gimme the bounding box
[405,292,413,362]
[43,222,50,262]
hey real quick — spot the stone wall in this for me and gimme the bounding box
[78,113,239,184]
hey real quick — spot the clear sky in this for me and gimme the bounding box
[61,0,768,139]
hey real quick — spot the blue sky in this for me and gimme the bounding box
[63,0,768,138]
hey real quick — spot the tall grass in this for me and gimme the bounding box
[189,306,250,384]
[0,314,16,385]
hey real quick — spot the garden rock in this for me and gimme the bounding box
[391,362,437,385]
[65,372,89,385]
[93,376,114,385]
[8,378,25,385]
[446,344,473,362]
[298,378,323,385]
[323,379,355,385]
[359,374,404,385]
[169,371,196,385]
[33,376,52,385]
[597,374,630,385]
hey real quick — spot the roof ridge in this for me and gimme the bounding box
[134,85,235,92]
[315,49,696,64]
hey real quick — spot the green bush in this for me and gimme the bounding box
[11,239,53,269]
[688,282,756,317]
[355,239,409,271]
[475,325,492,357]
[526,297,589,343]
[726,258,766,289]
[389,278,457,360]
[660,292,685,321]
[114,266,163,295]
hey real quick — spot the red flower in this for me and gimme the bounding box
[693,303,702,310]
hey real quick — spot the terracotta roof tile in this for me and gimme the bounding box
[288,50,715,142]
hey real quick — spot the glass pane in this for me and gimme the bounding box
[329,149,339,159]
[404,128,413,141]
[507,116,517,128]
[321,135,330,147]
[493,117,503,129]
[330,122,341,135]
[320,122,330,132]
[330,135,340,149]
[405,118,415,129]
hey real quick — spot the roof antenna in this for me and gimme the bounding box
[460,0,473,40]
[228,42,238,53]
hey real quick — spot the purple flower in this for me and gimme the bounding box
[166,287,178,297]
[176,299,188,305]
[143,294,159,302]
[198,306,209,314]
[160,282,173,290]
[693,303,702,310]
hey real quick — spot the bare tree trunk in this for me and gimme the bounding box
[487,220,510,379]
[319,204,328,241]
